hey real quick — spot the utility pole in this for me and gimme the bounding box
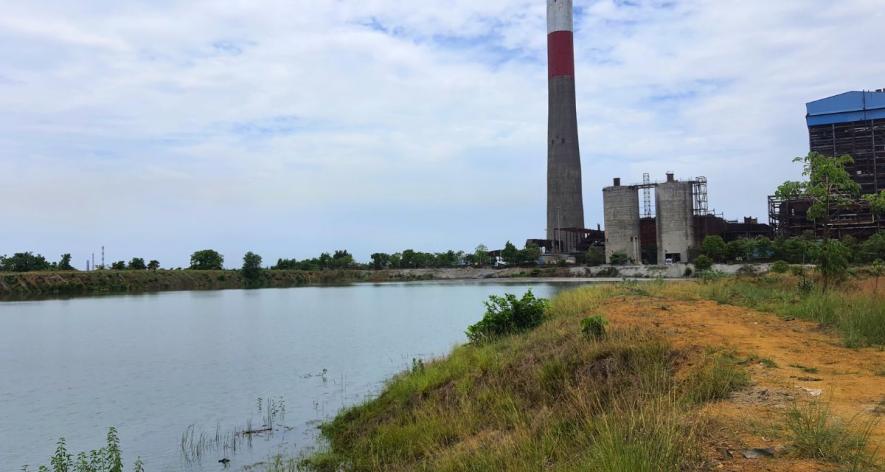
[101,246,105,269]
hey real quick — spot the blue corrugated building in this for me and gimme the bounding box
[806,89,885,195]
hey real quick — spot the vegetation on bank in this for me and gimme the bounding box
[23,427,143,472]
[295,280,883,471]
[665,273,885,347]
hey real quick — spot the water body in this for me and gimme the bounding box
[0,281,582,470]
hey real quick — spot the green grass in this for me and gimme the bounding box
[299,285,748,472]
[786,401,880,470]
[790,363,820,374]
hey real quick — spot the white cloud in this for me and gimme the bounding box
[0,0,882,266]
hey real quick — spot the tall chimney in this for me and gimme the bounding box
[546,0,585,251]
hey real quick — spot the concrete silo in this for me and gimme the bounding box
[655,173,696,264]
[603,178,641,264]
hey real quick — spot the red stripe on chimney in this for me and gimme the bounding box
[547,30,574,78]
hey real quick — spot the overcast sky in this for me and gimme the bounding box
[1,0,883,268]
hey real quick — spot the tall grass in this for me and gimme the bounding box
[653,275,885,347]
[300,285,747,471]
[786,401,880,470]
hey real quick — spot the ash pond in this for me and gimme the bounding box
[0,281,579,470]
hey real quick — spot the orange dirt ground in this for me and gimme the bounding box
[599,295,885,471]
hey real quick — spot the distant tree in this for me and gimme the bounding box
[726,239,753,262]
[816,239,850,291]
[147,260,160,271]
[860,232,885,263]
[774,236,817,264]
[128,258,146,270]
[242,251,263,286]
[693,255,713,271]
[701,235,727,262]
[750,237,773,261]
[331,250,354,269]
[190,249,224,270]
[0,252,51,272]
[501,241,519,265]
[863,190,885,219]
[370,253,391,270]
[473,245,489,267]
[776,152,861,238]
[318,252,332,268]
[585,247,606,266]
[400,249,418,268]
[519,244,541,265]
[58,253,75,271]
[111,261,127,270]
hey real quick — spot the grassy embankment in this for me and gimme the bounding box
[0,269,434,298]
[286,276,883,472]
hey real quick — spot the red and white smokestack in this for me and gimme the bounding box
[546,0,585,251]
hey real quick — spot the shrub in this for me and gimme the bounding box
[683,267,693,278]
[466,290,548,343]
[770,260,789,273]
[736,264,758,277]
[610,252,632,266]
[597,266,621,278]
[682,352,749,404]
[693,255,713,271]
[581,315,608,340]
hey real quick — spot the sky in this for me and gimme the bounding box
[1,0,884,268]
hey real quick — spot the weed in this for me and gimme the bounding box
[682,351,750,404]
[580,315,608,340]
[786,401,879,469]
[790,363,819,374]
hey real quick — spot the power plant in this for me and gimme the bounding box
[536,3,878,264]
[546,0,585,252]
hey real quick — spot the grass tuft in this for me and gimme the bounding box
[786,401,880,470]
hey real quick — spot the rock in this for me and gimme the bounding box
[741,448,775,459]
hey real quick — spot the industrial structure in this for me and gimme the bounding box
[546,0,585,252]
[770,90,885,238]
[603,174,770,264]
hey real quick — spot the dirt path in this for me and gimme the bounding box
[599,296,885,471]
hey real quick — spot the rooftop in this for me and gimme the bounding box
[806,90,885,126]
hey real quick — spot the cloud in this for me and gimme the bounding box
[0,0,883,266]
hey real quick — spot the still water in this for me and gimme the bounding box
[0,281,579,470]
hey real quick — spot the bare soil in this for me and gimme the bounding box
[598,296,885,471]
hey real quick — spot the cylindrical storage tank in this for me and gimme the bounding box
[603,184,641,264]
[655,180,695,264]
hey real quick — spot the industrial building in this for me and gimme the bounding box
[770,90,885,238]
[602,174,771,264]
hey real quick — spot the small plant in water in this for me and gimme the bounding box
[24,427,142,472]
[580,315,608,340]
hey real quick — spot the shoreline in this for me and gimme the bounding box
[0,264,759,301]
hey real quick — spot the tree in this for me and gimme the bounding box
[147,260,160,271]
[370,253,391,270]
[190,249,224,270]
[864,190,885,219]
[501,241,519,265]
[701,235,727,262]
[584,247,605,266]
[58,254,75,271]
[860,232,885,263]
[519,244,541,265]
[0,252,51,272]
[816,239,850,291]
[111,261,127,270]
[726,239,752,262]
[242,251,263,286]
[128,258,146,270]
[473,245,489,267]
[776,152,861,238]
[694,255,713,271]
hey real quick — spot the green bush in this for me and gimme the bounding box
[770,260,789,273]
[26,427,143,472]
[693,255,713,271]
[466,290,548,343]
[581,315,608,340]
[610,252,632,266]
